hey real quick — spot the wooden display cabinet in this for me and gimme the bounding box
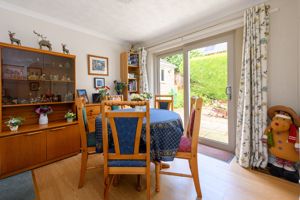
[0,42,80,178]
[120,52,140,100]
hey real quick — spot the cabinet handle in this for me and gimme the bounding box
[25,131,43,136]
[49,127,66,132]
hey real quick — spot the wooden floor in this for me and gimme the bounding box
[33,153,299,200]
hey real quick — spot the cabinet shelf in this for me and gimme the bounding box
[2,101,75,108]
[3,78,74,83]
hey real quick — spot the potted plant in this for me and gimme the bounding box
[96,86,110,102]
[35,105,53,125]
[5,117,24,131]
[65,111,76,123]
[130,92,152,111]
[113,80,126,95]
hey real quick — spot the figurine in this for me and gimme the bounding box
[8,31,21,45]
[33,30,52,51]
[62,43,69,54]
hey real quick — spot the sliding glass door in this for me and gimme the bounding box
[156,34,235,152]
[186,36,235,152]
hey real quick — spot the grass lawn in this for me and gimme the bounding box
[173,52,227,108]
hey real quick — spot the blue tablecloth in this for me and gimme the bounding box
[95,108,184,161]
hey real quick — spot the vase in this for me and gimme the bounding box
[39,114,48,125]
[66,118,73,123]
[9,125,19,131]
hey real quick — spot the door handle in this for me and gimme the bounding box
[226,86,232,100]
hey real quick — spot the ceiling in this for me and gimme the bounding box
[0,0,264,44]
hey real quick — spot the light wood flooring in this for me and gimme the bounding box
[33,153,299,200]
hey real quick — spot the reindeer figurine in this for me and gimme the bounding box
[33,30,52,51]
[8,31,21,45]
[61,43,70,54]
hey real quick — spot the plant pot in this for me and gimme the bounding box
[66,118,73,123]
[9,125,19,131]
[39,114,48,125]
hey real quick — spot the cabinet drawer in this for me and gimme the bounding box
[46,125,80,161]
[0,131,47,176]
[86,106,101,116]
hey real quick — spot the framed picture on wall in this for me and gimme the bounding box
[76,89,89,103]
[87,54,109,76]
[29,82,40,91]
[94,77,105,88]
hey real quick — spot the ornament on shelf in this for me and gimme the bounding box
[62,43,70,54]
[33,30,52,51]
[8,31,21,46]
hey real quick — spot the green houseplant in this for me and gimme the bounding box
[5,117,24,131]
[64,111,76,123]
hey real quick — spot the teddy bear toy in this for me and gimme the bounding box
[262,105,300,183]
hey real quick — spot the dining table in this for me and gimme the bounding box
[94,108,184,162]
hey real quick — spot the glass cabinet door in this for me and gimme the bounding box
[1,48,75,105]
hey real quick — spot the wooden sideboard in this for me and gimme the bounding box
[85,103,101,132]
[0,43,80,178]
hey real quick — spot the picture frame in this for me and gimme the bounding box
[88,54,109,76]
[94,77,105,88]
[76,89,89,103]
[92,93,101,103]
[29,82,40,91]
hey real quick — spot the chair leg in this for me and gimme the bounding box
[104,175,110,200]
[189,157,202,198]
[78,150,88,188]
[155,162,161,192]
[146,169,151,200]
[136,175,142,192]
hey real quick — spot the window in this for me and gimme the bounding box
[161,69,165,82]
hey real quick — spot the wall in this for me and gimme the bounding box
[0,8,129,101]
[268,0,300,113]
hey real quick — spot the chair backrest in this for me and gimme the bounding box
[154,95,174,111]
[76,97,89,151]
[185,97,203,154]
[101,101,150,166]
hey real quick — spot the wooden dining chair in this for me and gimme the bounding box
[154,95,174,111]
[155,96,203,199]
[76,97,100,188]
[101,100,151,200]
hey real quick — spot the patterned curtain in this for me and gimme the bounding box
[236,4,270,168]
[139,47,149,92]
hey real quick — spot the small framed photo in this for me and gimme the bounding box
[29,82,40,91]
[88,54,109,76]
[76,89,89,103]
[94,77,105,88]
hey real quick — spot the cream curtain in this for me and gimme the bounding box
[139,47,149,92]
[236,4,270,168]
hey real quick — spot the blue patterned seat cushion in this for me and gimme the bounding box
[159,102,169,110]
[108,160,146,167]
[87,132,96,147]
[111,105,121,110]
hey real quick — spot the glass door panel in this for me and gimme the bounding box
[159,53,184,122]
[188,40,234,151]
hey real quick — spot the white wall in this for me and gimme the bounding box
[268,0,300,113]
[0,8,129,101]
